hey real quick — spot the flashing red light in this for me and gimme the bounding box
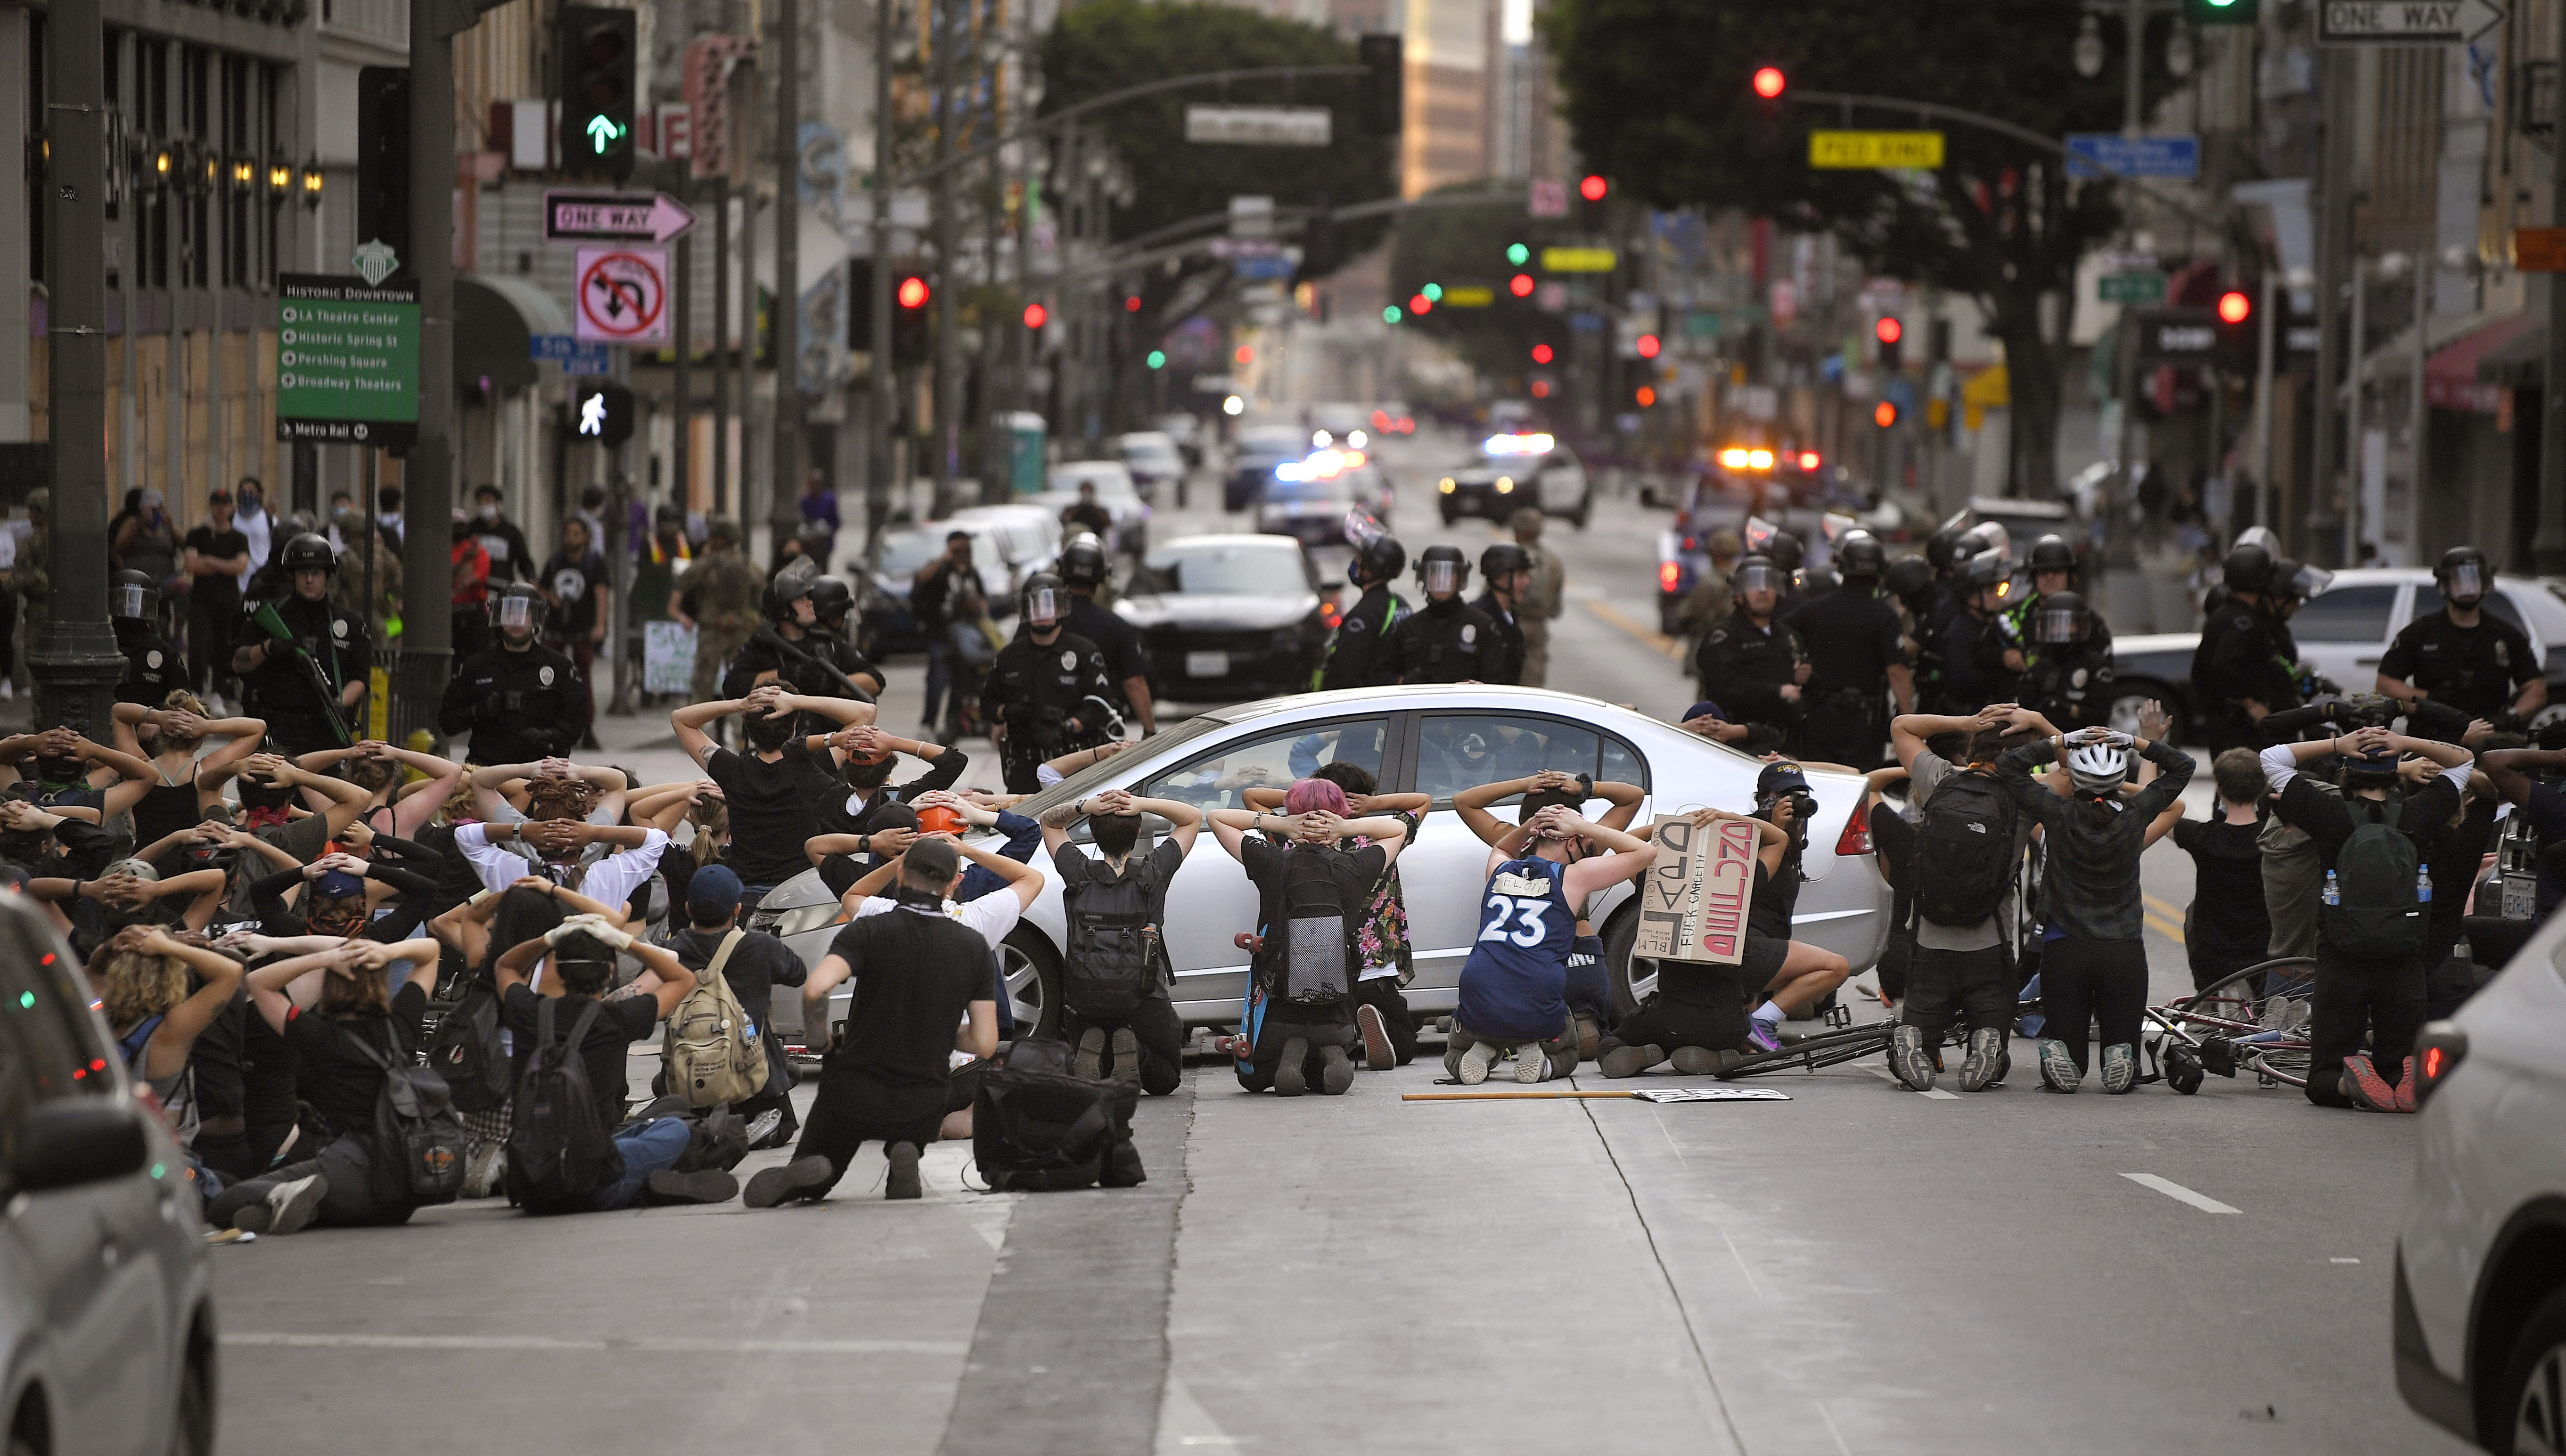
[1234,345,1254,364]
[1530,379,1550,398]
[2218,291,2252,325]
[1125,294,1142,313]
[1636,334,1661,359]
[2424,1046,2445,1080]
[1579,174,1608,203]
[1659,562,1681,590]
[1022,303,1048,329]
[1509,273,1536,297]
[1531,344,1554,364]
[1875,317,1902,344]
[1635,385,1657,407]
[1752,66,1786,99]
[895,276,929,309]
[1873,401,1898,428]
[1410,293,1433,314]
[1797,450,1820,470]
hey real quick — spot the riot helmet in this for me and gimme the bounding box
[1415,544,1470,599]
[2027,534,2077,580]
[2266,556,2333,604]
[277,532,336,574]
[1479,542,1532,586]
[490,581,546,641]
[2222,543,2274,594]
[2033,590,2089,645]
[1731,554,1785,606]
[764,563,819,626]
[1883,556,1935,608]
[1924,527,1964,575]
[1021,571,1069,630]
[807,575,855,632]
[1836,535,1886,582]
[2435,546,2490,608]
[111,569,157,623]
[1764,529,1805,580]
[1057,535,1110,591]
[1346,515,1406,587]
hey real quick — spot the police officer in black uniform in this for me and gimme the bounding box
[804,575,886,695]
[1385,544,1499,684]
[231,532,369,755]
[1785,536,1911,767]
[722,566,884,708]
[1318,532,1406,690]
[111,569,186,707]
[2192,542,2306,753]
[2377,545,2546,731]
[1470,541,1532,687]
[1694,554,1810,744]
[437,581,592,764]
[982,573,1120,793]
[2016,590,2115,729]
[1934,553,2013,713]
[1884,555,1942,707]
[1053,535,1156,734]
[1762,528,1810,617]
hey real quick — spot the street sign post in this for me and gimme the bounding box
[1807,131,1946,169]
[2317,0,2506,43]
[530,333,612,373]
[544,189,697,244]
[273,274,420,449]
[1182,105,1332,146]
[573,245,671,345]
[1541,246,1618,274]
[2099,271,2169,305]
[2064,133,2202,179]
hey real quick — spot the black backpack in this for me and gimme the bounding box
[1264,845,1359,1008]
[423,983,512,1114]
[1062,852,1165,1020]
[1913,767,2020,928]
[333,1020,468,1209]
[972,1067,1144,1192]
[504,1000,619,1214]
[2326,798,2426,958]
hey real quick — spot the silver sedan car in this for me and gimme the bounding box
[756,685,1892,1038]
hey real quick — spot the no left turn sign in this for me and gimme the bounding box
[574,245,670,345]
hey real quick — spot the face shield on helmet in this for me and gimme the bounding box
[2440,562,2484,604]
[2035,602,2086,645]
[1420,559,1461,596]
[1025,586,1064,628]
[2269,560,2334,603]
[494,592,538,636]
[111,580,152,621]
[1733,561,1784,598]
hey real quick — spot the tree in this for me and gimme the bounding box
[1544,0,2179,498]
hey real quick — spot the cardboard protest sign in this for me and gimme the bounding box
[1631,815,1758,966]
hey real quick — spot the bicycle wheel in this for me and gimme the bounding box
[1711,1024,1894,1080]
[2172,958,2316,1087]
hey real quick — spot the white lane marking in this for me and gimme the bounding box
[223,1333,967,1355]
[1720,1229,1765,1301]
[1858,1062,1959,1099]
[2331,1257,2362,1264]
[1157,1378,1247,1453]
[1815,1399,1855,1456]
[2122,1172,2240,1214]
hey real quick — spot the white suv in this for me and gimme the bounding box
[2395,913,2566,1452]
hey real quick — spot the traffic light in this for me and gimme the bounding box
[1873,401,1898,428]
[1381,305,1402,323]
[1875,315,1902,372]
[2183,0,2258,24]
[891,272,930,366]
[1358,33,1403,134]
[570,379,635,446]
[1752,66,1786,99]
[1506,243,1530,266]
[1509,273,1536,298]
[1408,293,1433,314]
[846,258,874,349]
[1635,333,1661,360]
[2213,289,2257,371]
[557,6,637,180]
[355,67,410,265]
[1579,174,1608,230]
[1531,344,1553,364]
[1145,350,1167,370]
[1634,386,1656,408]
[1023,302,1049,329]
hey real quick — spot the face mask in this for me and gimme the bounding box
[477,504,500,522]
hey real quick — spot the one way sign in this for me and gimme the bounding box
[2318,0,2507,44]
[543,189,698,244]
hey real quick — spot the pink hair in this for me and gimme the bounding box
[1284,777,1349,817]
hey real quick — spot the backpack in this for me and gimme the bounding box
[2325,798,2426,958]
[662,929,770,1107]
[1062,853,1164,1020]
[1263,844,1359,1008]
[1913,767,2019,928]
[423,983,512,1114]
[971,1067,1144,1192]
[333,1020,468,1208]
[505,999,619,1214]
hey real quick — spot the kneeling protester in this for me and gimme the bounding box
[1452,795,1657,1085]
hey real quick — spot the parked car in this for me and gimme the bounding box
[946,502,1064,583]
[1034,462,1151,559]
[2395,906,2566,1453]
[755,686,1891,1038]
[850,519,1019,658]
[0,894,217,1456]
[1439,433,1591,527]
[1226,423,1310,512]
[1117,431,1187,506]
[1114,534,1334,704]
[2109,568,2566,744]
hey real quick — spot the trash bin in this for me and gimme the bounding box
[1006,412,1047,495]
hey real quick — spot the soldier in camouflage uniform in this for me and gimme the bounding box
[674,515,762,748]
[327,505,403,646]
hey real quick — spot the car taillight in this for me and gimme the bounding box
[1834,797,1872,856]
[2415,1020,2468,1105]
[1322,602,1342,628]
[1659,562,1681,591]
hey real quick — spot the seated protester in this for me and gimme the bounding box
[672,685,878,904]
[630,779,730,920]
[493,913,738,1209]
[294,739,465,842]
[1035,787,1203,1094]
[97,925,245,1168]
[205,751,375,867]
[450,769,670,911]
[1246,762,1432,1069]
[1740,762,1858,1048]
[0,798,115,938]
[1595,809,1791,1078]
[2261,725,2475,1111]
[803,726,969,892]
[1036,738,1131,789]
[0,724,155,823]
[2476,740,2566,927]
[205,933,445,1234]
[1676,699,1786,757]
[111,695,268,870]
[747,838,1003,1205]
[1999,718,2196,1096]
[1449,800,1656,1084]
[1452,769,1642,1060]
[2172,748,2279,994]
[668,864,808,1147]
[244,851,440,942]
[426,875,624,984]
[467,757,632,833]
[32,855,229,959]
[1205,782,1412,1097]
[2413,754,2499,1019]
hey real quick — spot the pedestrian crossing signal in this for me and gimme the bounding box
[570,380,635,445]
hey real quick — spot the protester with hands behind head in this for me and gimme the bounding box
[1454,769,1642,1059]
[673,685,877,904]
[1037,787,1202,1093]
[97,925,243,1154]
[1448,799,1654,1084]
[1591,807,1785,1079]
[1245,763,1432,1069]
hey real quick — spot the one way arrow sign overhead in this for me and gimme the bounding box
[543,190,699,245]
[2318,0,2508,44]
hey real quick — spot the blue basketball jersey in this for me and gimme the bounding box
[1455,856,1579,1040]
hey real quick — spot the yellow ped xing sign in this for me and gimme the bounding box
[1540,247,1618,274]
[1807,130,1946,170]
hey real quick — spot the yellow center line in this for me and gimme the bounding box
[1582,597,1685,662]
[2146,912,2186,945]
[2144,893,2188,920]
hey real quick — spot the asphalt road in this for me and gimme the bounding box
[213,427,2471,1456]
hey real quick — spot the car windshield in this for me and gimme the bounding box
[875,530,949,578]
[1009,715,1229,821]
[1238,428,1304,457]
[1128,543,1311,597]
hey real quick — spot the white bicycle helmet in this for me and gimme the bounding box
[2066,741,2129,794]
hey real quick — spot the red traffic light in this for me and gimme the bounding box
[1531,344,1554,364]
[1530,379,1551,398]
[1234,344,1253,363]
[2218,291,2252,324]
[1124,294,1142,313]
[1022,303,1048,329]
[1875,316,1902,344]
[1509,273,1536,297]
[1579,174,1608,203]
[1634,385,1656,407]
[896,276,929,309]
[1636,333,1661,359]
[1409,293,1434,314]
[1752,66,1786,99]
[1873,401,1898,428]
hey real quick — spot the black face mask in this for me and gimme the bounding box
[892,884,946,910]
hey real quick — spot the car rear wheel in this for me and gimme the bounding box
[2500,1287,2566,1456]
[1440,507,1459,526]
[2105,680,2178,747]
[1001,925,1061,1039]
[1600,910,1653,1020]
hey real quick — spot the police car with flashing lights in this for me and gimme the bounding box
[1437,433,1590,527]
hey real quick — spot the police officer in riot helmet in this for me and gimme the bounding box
[981,572,1120,792]
[721,563,885,708]
[1385,544,1500,684]
[2190,541,2306,752]
[231,532,369,754]
[803,574,886,689]
[1050,533,1156,734]
[1785,535,1912,766]
[2017,590,2115,729]
[110,568,185,707]
[1320,529,1408,690]
[1934,552,2015,713]
[437,581,592,765]
[1993,533,2107,685]
[1763,528,1809,615]
[1694,553,1812,743]
[2376,545,2546,731]
[1470,542,1532,687]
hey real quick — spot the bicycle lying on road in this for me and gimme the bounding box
[2140,957,2317,1093]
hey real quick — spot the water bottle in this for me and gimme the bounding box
[2417,866,2433,904]
[2323,869,2341,907]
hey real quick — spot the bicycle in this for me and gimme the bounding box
[2140,957,2317,1093]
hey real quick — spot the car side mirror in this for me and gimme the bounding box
[15,1099,152,1194]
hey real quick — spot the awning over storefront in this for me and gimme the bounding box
[455,273,574,393]
[2473,312,2549,393]
[2426,312,2534,413]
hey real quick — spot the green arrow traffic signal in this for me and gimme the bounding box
[586,115,625,153]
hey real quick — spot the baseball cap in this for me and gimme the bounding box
[686,864,745,922]
[1755,761,1812,797]
[314,869,366,898]
[1684,701,1725,722]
